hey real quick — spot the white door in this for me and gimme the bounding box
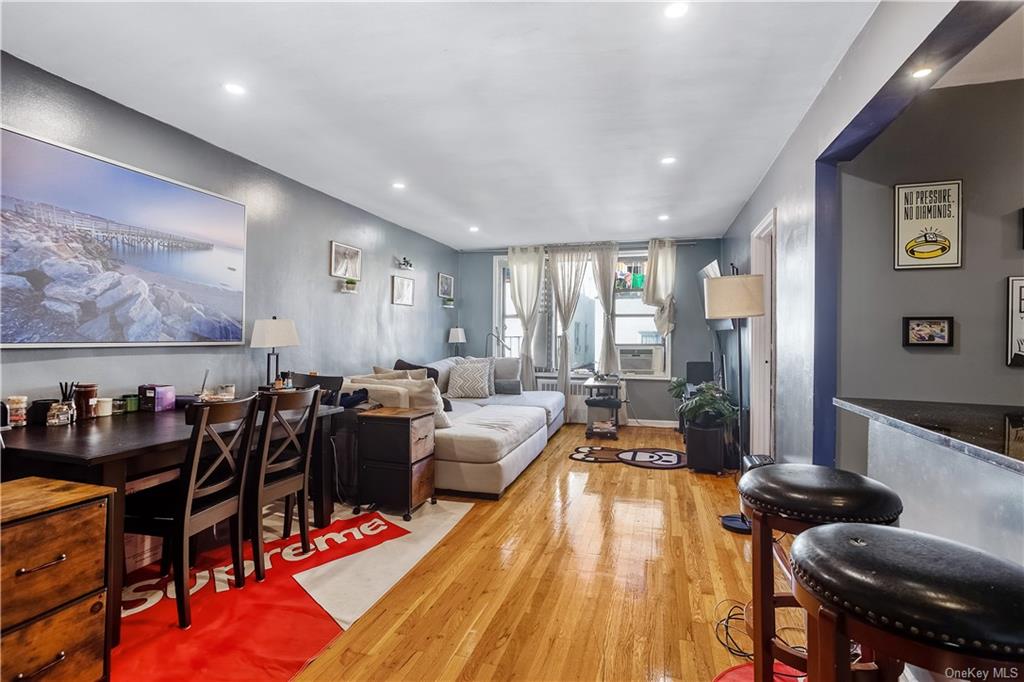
[749,210,776,456]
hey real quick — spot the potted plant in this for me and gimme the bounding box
[666,377,688,432]
[344,278,358,292]
[442,297,455,308]
[678,382,738,473]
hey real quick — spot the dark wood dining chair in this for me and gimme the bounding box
[285,371,345,405]
[249,387,321,581]
[124,395,259,629]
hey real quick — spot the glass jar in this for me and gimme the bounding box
[122,394,140,412]
[7,395,28,428]
[112,398,126,415]
[74,383,99,420]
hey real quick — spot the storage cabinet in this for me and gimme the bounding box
[1,477,114,681]
[355,408,437,521]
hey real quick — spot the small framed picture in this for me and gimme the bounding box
[1005,414,1024,459]
[438,272,455,299]
[1008,276,1024,367]
[330,242,362,281]
[894,180,962,269]
[902,316,954,347]
[392,275,414,306]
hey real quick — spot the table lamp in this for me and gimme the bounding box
[704,272,764,535]
[251,316,300,385]
[448,327,466,357]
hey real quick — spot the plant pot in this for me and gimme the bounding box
[686,424,724,474]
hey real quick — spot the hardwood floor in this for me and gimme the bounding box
[298,424,802,682]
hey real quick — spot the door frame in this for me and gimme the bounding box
[749,209,777,457]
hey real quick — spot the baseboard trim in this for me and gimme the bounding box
[626,419,678,428]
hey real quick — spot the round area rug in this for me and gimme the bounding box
[569,445,687,469]
[712,662,805,681]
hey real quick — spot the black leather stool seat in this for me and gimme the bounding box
[791,523,1024,660]
[738,463,902,524]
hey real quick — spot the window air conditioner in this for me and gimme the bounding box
[617,345,664,375]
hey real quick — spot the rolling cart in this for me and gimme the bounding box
[583,375,624,439]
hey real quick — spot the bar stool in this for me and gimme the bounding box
[737,464,903,681]
[790,523,1024,681]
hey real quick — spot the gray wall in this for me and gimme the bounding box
[719,2,954,463]
[0,54,458,400]
[457,240,722,421]
[837,79,1024,470]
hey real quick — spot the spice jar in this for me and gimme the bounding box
[112,397,126,415]
[73,383,99,420]
[94,398,113,417]
[7,395,28,428]
[122,394,140,412]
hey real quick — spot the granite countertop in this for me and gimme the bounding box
[834,397,1024,474]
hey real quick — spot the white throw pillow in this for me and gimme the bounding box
[371,367,429,380]
[493,357,521,382]
[353,376,450,428]
[446,362,491,399]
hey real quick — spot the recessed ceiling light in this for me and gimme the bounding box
[469,226,480,232]
[391,181,406,190]
[912,68,933,79]
[223,82,246,96]
[660,156,677,165]
[658,214,670,221]
[664,3,688,19]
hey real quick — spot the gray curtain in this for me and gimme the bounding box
[507,245,546,390]
[590,242,620,374]
[547,245,590,397]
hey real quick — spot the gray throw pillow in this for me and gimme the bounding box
[458,356,495,395]
[494,379,523,395]
[493,357,521,382]
[447,362,491,399]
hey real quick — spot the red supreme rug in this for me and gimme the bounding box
[113,501,472,681]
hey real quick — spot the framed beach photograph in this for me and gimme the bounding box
[1008,277,1024,367]
[902,317,954,347]
[330,241,362,281]
[438,272,455,298]
[894,180,962,270]
[1,127,245,347]
[392,275,414,306]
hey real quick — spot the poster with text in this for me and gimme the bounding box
[894,180,962,269]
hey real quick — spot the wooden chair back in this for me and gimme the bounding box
[181,395,260,515]
[286,372,344,405]
[253,387,321,483]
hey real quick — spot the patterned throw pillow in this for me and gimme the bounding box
[446,362,491,399]
[457,356,496,395]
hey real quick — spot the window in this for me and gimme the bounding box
[492,251,669,377]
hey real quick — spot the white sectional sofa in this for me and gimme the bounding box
[343,357,564,498]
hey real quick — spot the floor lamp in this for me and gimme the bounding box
[704,270,765,534]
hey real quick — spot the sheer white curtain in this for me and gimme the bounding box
[643,238,677,337]
[547,245,590,397]
[590,242,619,374]
[507,246,546,390]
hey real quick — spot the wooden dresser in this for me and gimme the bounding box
[355,407,437,521]
[1,477,114,682]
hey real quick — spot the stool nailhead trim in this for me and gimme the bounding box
[739,491,903,525]
[790,561,1024,657]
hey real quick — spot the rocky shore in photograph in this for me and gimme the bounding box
[1,211,243,344]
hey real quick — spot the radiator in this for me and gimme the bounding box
[536,377,589,423]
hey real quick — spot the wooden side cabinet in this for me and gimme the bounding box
[355,407,437,521]
[1,477,114,682]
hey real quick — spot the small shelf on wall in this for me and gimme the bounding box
[337,281,359,294]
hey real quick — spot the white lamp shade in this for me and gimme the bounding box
[704,275,766,320]
[250,318,300,348]
[448,327,467,344]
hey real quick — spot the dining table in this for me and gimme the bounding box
[0,403,346,648]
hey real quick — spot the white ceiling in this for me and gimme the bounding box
[1,2,877,250]
[934,7,1024,89]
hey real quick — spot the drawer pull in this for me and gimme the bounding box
[414,434,430,442]
[15,651,66,679]
[15,554,67,576]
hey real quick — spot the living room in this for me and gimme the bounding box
[1,3,1022,682]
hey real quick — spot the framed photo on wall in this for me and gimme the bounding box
[330,241,362,281]
[902,316,954,347]
[1008,276,1024,367]
[438,272,455,298]
[392,275,414,306]
[894,180,962,269]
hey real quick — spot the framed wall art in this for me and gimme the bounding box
[1008,276,1024,367]
[330,241,362,281]
[438,272,455,298]
[894,180,962,269]
[902,316,954,347]
[392,275,414,306]
[1,127,246,347]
